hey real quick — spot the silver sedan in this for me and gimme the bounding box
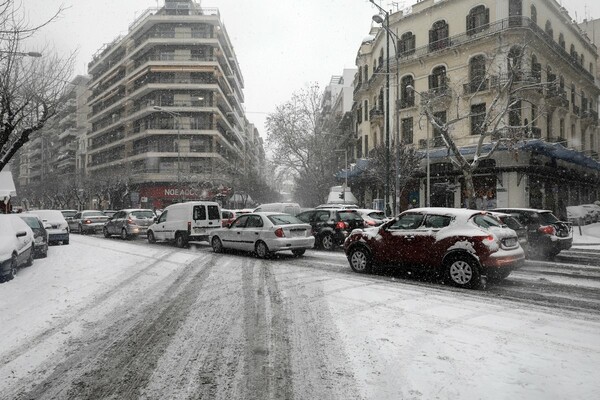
[209,212,315,258]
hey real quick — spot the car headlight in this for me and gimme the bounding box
[35,236,44,244]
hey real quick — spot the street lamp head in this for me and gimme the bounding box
[153,105,163,111]
[26,52,42,58]
[372,14,384,24]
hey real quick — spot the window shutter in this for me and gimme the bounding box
[429,74,435,89]
[466,14,473,34]
[429,28,435,44]
[485,8,490,25]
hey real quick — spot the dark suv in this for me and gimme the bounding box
[491,208,572,258]
[296,208,365,250]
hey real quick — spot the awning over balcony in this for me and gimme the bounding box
[335,158,369,179]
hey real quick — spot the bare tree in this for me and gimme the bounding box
[0,0,74,172]
[414,41,550,208]
[266,84,345,206]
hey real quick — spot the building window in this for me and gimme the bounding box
[509,0,523,26]
[364,135,369,154]
[468,55,486,93]
[401,117,413,144]
[399,32,415,56]
[531,54,541,82]
[364,100,369,121]
[364,65,369,83]
[433,111,446,147]
[558,33,565,50]
[545,20,553,39]
[429,20,449,51]
[429,65,447,91]
[466,6,489,35]
[531,5,537,24]
[509,99,521,128]
[471,103,486,135]
[400,75,415,108]
[508,46,523,79]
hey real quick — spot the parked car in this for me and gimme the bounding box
[579,204,600,223]
[0,214,35,282]
[17,214,49,258]
[103,209,118,218]
[209,212,314,258]
[147,201,221,247]
[355,208,388,227]
[343,208,525,288]
[566,205,592,225]
[29,210,70,245]
[296,208,365,250]
[487,211,529,256]
[103,209,156,239]
[61,209,78,221]
[69,210,110,234]
[492,208,573,258]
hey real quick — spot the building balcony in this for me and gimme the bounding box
[420,86,453,105]
[369,108,384,120]
[546,89,569,109]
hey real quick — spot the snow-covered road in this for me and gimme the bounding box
[0,235,599,399]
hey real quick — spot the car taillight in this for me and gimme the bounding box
[274,227,285,238]
[538,225,556,235]
[336,221,348,230]
[365,220,377,226]
[127,218,135,225]
[187,221,191,233]
[84,219,92,224]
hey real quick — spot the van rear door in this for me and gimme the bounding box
[190,204,221,239]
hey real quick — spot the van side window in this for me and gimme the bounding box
[158,210,168,223]
[207,205,221,220]
[193,206,206,220]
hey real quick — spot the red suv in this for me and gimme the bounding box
[343,208,525,289]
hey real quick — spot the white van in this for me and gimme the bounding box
[147,201,221,247]
[253,202,301,216]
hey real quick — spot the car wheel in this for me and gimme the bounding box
[255,241,271,259]
[103,227,111,238]
[63,240,69,245]
[7,255,17,280]
[211,236,223,253]
[348,246,372,273]
[292,249,305,257]
[120,228,129,240]
[175,232,188,248]
[41,248,48,258]
[319,233,334,251]
[147,230,156,244]
[445,254,481,289]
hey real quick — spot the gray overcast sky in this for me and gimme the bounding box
[23,0,600,136]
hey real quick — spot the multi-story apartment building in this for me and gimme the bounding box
[86,0,260,209]
[14,75,90,207]
[353,0,600,214]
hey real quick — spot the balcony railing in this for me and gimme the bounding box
[369,108,384,120]
[463,79,489,95]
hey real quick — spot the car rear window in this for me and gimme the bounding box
[472,214,502,228]
[84,211,106,217]
[338,211,363,221]
[424,215,452,229]
[21,216,42,229]
[268,214,303,225]
[539,212,559,224]
[131,210,155,219]
[367,211,386,220]
[501,216,524,230]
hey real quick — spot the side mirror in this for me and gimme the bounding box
[16,231,27,238]
[43,222,52,229]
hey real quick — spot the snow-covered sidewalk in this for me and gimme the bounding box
[571,221,600,249]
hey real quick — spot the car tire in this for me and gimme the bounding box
[292,249,306,257]
[78,224,84,234]
[175,232,188,248]
[41,248,48,258]
[120,228,129,240]
[319,233,334,251]
[103,227,111,238]
[255,241,271,259]
[348,246,372,273]
[445,254,481,289]
[63,239,69,245]
[147,230,156,244]
[211,236,223,253]
[7,255,17,280]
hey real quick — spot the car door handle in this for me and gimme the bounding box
[237,232,241,235]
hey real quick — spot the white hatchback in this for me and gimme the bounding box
[209,212,315,258]
[0,214,34,282]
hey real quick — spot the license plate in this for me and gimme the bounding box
[290,229,305,237]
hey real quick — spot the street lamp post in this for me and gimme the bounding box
[153,106,182,202]
[335,149,348,202]
[0,51,42,57]
[370,1,398,217]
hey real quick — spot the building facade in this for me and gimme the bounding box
[86,0,263,209]
[353,0,600,214]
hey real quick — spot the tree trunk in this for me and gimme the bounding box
[463,168,477,209]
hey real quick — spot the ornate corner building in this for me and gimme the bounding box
[86,0,264,209]
[352,0,600,213]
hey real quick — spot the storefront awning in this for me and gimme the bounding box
[0,170,17,199]
[335,158,369,179]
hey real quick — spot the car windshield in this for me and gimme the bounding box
[539,212,560,224]
[20,216,42,229]
[267,214,303,225]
